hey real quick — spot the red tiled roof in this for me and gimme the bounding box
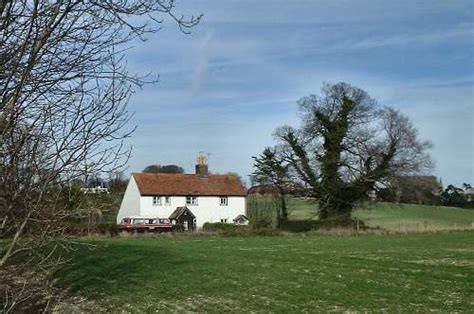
[132,173,247,196]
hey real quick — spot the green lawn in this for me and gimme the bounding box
[355,202,474,231]
[249,196,474,231]
[55,232,474,312]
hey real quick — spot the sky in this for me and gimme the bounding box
[123,0,473,187]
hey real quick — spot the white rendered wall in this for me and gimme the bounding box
[116,177,141,223]
[139,196,246,228]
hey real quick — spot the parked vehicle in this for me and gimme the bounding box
[119,216,174,233]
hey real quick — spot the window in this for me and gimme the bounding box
[186,196,198,205]
[220,218,228,223]
[152,196,162,206]
[165,196,171,206]
[220,196,228,206]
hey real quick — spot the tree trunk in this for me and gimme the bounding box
[318,192,353,221]
[279,190,288,224]
[275,204,281,228]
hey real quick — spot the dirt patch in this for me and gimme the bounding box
[0,265,98,313]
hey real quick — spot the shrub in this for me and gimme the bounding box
[281,220,320,232]
[202,222,235,232]
[281,219,367,232]
[172,224,185,232]
[202,223,280,237]
[96,222,120,236]
[246,197,278,229]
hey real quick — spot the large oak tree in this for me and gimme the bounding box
[259,82,432,220]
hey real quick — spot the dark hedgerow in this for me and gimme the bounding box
[202,222,235,232]
[202,223,280,237]
[281,219,367,233]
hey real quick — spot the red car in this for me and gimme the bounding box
[119,217,174,233]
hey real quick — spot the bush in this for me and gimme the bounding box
[172,224,185,232]
[202,222,235,232]
[202,223,280,237]
[281,220,320,232]
[246,197,278,229]
[96,222,120,236]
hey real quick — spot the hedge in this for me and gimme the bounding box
[281,218,366,232]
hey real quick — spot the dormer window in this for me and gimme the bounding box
[220,196,228,206]
[152,196,162,206]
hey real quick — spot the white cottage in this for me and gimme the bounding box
[117,159,247,229]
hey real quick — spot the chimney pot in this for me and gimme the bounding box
[195,153,208,177]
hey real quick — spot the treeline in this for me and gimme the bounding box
[378,180,473,208]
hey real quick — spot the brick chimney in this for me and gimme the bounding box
[195,153,209,177]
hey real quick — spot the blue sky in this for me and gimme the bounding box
[124,0,473,186]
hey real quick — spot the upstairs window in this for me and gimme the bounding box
[186,196,198,206]
[152,196,162,206]
[220,196,228,206]
[165,196,171,206]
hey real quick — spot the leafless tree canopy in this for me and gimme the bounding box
[0,0,201,266]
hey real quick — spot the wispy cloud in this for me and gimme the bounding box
[345,23,474,50]
[191,32,213,96]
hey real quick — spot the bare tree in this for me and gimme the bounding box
[271,82,433,221]
[0,1,201,267]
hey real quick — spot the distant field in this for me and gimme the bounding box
[248,196,474,231]
[247,196,319,220]
[55,232,474,312]
[355,202,474,231]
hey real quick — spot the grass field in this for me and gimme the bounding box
[248,196,474,231]
[355,202,474,231]
[55,232,474,312]
[4,196,473,311]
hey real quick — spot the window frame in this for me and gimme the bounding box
[152,196,162,206]
[186,196,198,206]
[220,196,228,206]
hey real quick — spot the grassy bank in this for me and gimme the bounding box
[355,202,474,231]
[55,232,474,312]
[248,196,474,231]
